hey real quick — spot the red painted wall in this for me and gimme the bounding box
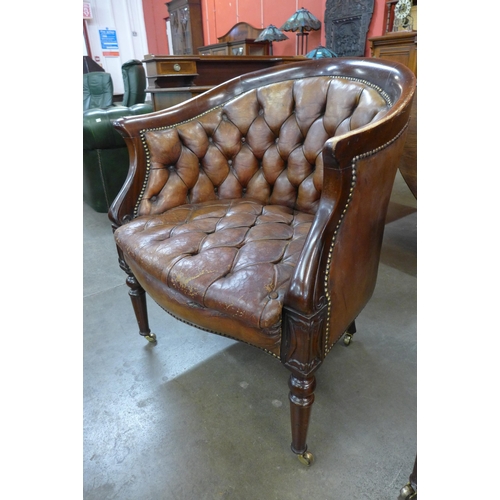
[142,0,170,55]
[366,0,386,55]
[202,0,324,56]
[143,0,387,57]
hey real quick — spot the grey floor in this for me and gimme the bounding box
[83,171,417,500]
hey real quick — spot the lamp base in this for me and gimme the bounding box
[296,32,309,55]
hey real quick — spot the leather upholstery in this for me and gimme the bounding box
[115,199,315,354]
[109,58,416,459]
[83,104,153,150]
[111,60,414,350]
[135,77,388,219]
[113,74,392,352]
[83,72,113,111]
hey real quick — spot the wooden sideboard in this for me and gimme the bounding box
[143,54,306,110]
[369,31,417,77]
[369,31,417,197]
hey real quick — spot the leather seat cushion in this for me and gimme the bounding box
[114,198,314,353]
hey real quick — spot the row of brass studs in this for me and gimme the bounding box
[322,125,407,354]
[342,76,392,106]
[139,76,390,139]
[159,303,281,359]
[133,130,152,218]
[322,160,357,355]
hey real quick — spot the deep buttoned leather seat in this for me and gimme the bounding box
[115,199,314,354]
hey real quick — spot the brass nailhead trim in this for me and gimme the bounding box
[159,304,280,359]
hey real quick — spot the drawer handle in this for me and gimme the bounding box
[173,63,181,72]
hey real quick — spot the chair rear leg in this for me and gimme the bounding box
[289,373,316,466]
[343,320,357,346]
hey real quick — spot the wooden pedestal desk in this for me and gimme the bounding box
[143,54,305,111]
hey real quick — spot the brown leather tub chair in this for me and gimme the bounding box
[108,58,416,465]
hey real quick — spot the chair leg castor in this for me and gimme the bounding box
[144,333,157,343]
[399,483,416,499]
[297,451,314,466]
[343,332,353,346]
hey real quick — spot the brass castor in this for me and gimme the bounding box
[144,333,157,343]
[399,483,416,499]
[343,332,353,346]
[297,451,314,466]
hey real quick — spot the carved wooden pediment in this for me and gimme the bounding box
[217,22,263,43]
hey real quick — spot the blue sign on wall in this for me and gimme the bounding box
[99,29,119,56]
[99,29,119,50]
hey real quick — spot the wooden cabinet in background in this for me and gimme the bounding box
[369,31,417,77]
[369,30,417,198]
[166,0,204,56]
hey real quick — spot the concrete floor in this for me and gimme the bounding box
[83,171,417,500]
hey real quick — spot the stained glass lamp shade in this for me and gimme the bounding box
[306,45,338,59]
[280,7,321,55]
[254,24,289,55]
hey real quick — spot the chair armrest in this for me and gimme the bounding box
[284,147,352,316]
[284,85,414,325]
[124,102,154,114]
[83,107,131,150]
[84,105,153,150]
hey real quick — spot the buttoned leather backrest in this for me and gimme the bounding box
[136,76,390,217]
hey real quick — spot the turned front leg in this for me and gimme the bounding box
[112,237,156,343]
[289,373,316,465]
[282,305,326,465]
